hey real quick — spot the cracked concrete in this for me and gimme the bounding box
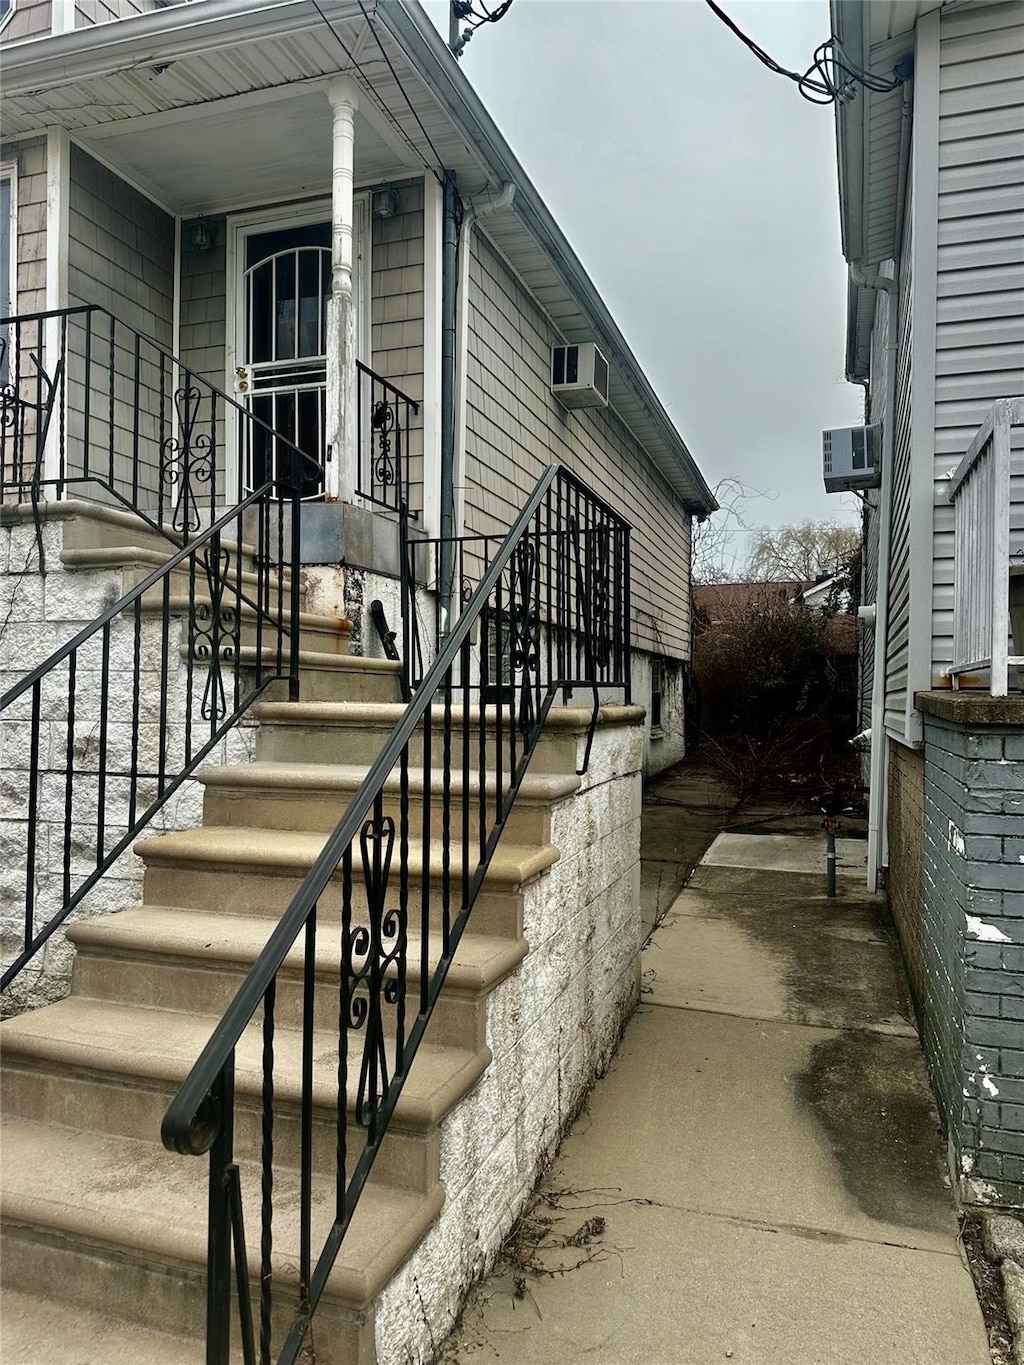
[442,775,990,1365]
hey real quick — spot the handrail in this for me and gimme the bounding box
[1,305,321,540]
[0,478,304,993]
[163,463,559,1152]
[160,462,632,1364]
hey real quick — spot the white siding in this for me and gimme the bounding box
[933,1,1024,677]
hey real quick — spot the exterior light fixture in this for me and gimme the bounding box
[188,218,217,252]
[372,188,400,220]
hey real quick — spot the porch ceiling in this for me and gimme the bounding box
[1,0,717,515]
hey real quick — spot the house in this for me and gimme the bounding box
[0,1,716,1360]
[830,0,1024,1206]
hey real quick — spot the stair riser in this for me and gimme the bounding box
[0,1228,370,1364]
[142,864,526,936]
[1,1064,438,1195]
[202,785,554,846]
[143,598,349,656]
[261,670,403,705]
[255,721,580,774]
[70,951,487,1051]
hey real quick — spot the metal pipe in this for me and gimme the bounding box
[438,171,459,633]
[851,261,899,894]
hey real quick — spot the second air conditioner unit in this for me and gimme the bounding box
[823,424,882,493]
[551,343,609,409]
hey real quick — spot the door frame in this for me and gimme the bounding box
[224,194,371,500]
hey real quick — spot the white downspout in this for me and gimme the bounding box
[452,182,515,541]
[852,261,899,893]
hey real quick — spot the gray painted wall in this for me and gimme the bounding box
[923,710,1024,1207]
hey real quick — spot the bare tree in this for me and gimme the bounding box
[746,520,859,583]
[692,478,774,585]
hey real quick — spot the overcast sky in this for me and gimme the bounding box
[423,0,865,557]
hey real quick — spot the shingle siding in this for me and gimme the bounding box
[75,0,156,25]
[1,136,47,316]
[1,0,51,43]
[465,230,693,661]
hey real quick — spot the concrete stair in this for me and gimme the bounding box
[0,519,586,1360]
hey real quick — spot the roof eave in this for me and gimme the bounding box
[377,1,718,517]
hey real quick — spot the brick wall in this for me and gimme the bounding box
[887,741,926,1005]
[921,702,1024,1208]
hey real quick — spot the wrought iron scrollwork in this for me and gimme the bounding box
[370,398,397,493]
[191,534,239,722]
[507,538,540,732]
[162,385,215,534]
[344,811,408,1139]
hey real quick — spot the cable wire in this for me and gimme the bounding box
[703,0,906,106]
[308,0,450,188]
[451,0,515,59]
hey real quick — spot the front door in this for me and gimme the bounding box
[241,222,330,498]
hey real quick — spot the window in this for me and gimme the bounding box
[0,2,14,33]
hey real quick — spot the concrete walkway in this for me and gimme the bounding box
[445,778,990,1365]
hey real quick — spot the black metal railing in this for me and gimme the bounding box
[1,306,323,538]
[0,479,305,995]
[355,361,418,516]
[161,464,631,1365]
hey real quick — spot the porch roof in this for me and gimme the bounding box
[0,0,717,517]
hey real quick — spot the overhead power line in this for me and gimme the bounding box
[703,0,910,106]
[449,0,515,60]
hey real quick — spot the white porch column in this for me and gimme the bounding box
[325,75,359,502]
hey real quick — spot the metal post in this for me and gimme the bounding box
[289,479,302,703]
[206,1060,235,1365]
[825,817,838,900]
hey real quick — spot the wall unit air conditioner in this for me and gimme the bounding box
[822,424,881,492]
[551,343,609,409]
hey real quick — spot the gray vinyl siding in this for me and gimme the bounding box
[465,230,692,661]
[66,145,175,509]
[68,144,174,343]
[0,0,51,43]
[179,217,227,394]
[885,198,915,739]
[1,136,47,315]
[933,1,1024,678]
[860,490,879,734]
[370,179,424,515]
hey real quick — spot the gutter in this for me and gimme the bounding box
[376,0,718,518]
[0,0,362,89]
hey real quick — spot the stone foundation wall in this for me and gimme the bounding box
[919,693,1024,1208]
[375,713,644,1361]
[887,740,927,1006]
[0,510,252,1012]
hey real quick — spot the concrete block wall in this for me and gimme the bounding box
[919,694,1024,1208]
[887,741,927,1004]
[0,510,253,1013]
[375,712,644,1362]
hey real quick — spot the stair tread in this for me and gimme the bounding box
[237,648,401,672]
[67,905,529,989]
[0,1289,204,1365]
[200,761,581,802]
[2,996,490,1129]
[136,825,559,883]
[0,1116,444,1307]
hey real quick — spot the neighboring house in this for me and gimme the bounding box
[831,0,1024,1205]
[0,2,716,1361]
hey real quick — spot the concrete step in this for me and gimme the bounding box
[199,761,580,845]
[1,994,489,1193]
[136,826,558,925]
[0,1117,442,1360]
[64,905,526,1048]
[1,1289,207,1365]
[248,652,403,704]
[252,700,620,772]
